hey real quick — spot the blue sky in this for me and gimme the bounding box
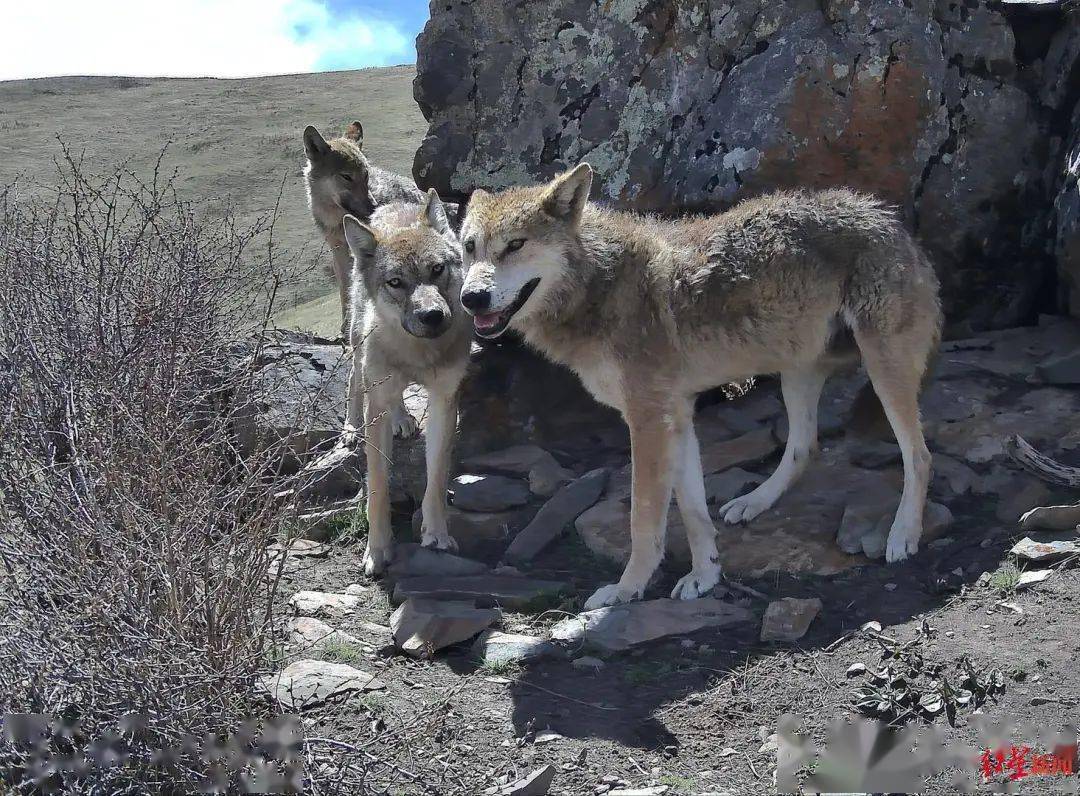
[0,0,430,80]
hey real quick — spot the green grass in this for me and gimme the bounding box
[318,506,369,546]
[988,561,1022,596]
[477,659,522,677]
[623,661,676,686]
[658,773,696,794]
[319,638,365,664]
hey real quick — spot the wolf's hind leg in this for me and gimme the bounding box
[391,395,419,439]
[854,329,932,563]
[720,365,828,524]
[671,409,723,600]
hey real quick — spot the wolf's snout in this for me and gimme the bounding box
[418,307,445,327]
[461,288,491,312]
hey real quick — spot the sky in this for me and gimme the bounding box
[0,0,430,81]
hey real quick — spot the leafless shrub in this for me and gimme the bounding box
[0,148,307,793]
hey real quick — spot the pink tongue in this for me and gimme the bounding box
[474,312,502,331]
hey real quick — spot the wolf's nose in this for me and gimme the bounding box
[461,288,490,312]
[419,308,445,326]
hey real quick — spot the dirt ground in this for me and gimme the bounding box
[272,450,1080,796]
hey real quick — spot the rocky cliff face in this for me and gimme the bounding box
[413,0,1080,328]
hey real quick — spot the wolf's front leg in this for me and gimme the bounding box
[342,339,364,449]
[584,409,676,609]
[362,380,398,576]
[419,385,460,552]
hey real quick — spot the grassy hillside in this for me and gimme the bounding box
[0,67,426,336]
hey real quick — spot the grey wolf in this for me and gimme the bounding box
[342,189,473,575]
[304,120,430,436]
[458,164,941,609]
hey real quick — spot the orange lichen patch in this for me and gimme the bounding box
[749,50,936,206]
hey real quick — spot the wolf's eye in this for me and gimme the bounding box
[431,263,445,278]
[505,238,526,253]
[464,239,475,254]
[340,173,354,182]
[386,277,403,288]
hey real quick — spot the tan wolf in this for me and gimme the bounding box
[458,164,941,609]
[304,120,429,437]
[342,190,473,575]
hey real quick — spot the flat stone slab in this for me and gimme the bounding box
[699,428,780,474]
[450,474,531,512]
[473,630,560,666]
[287,617,361,649]
[392,575,570,610]
[501,764,556,795]
[503,468,608,564]
[462,444,554,476]
[1011,536,1080,562]
[1016,569,1054,590]
[760,597,822,642]
[1019,504,1080,531]
[259,659,385,709]
[390,598,500,658]
[387,543,489,578]
[288,590,361,618]
[550,598,753,652]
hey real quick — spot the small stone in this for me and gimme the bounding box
[846,663,867,677]
[268,538,330,558]
[473,630,559,666]
[699,428,780,474]
[501,764,556,796]
[344,583,367,596]
[884,583,897,592]
[259,659,385,709]
[289,590,361,618]
[462,445,556,476]
[703,467,764,505]
[390,599,500,659]
[392,574,570,610]
[1011,536,1080,562]
[861,621,882,633]
[504,468,608,564]
[534,730,563,745]
[933,454,979,498]
[287,617,361,649]
[451,474,531,512]
[551,599,752,652]
[528,456,575,497]
[571,655,606,670]
[1016,569,1053,589]
[860,502,953,560]
[387,542,489,578]
[760,597,822,642]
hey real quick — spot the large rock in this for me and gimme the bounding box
[450,473,532,512]
[391,574,571,610]
[414,0,1060,326]
[503,468,609,564]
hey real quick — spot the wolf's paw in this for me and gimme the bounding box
[719,490,774,524]
[362,542,394,576]
[671,566,722,600]
[885,523,921,563]
[584,582,644,610]
[420,530,459,553]
[391,403,419,439]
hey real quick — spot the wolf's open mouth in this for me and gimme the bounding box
[473,278,540,339]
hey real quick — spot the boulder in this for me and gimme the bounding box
[414,0,1052,326]
[550,598,752,652]
[390,598,500,658]
[259,659,385,710]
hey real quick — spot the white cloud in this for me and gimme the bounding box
[0,0,413,81]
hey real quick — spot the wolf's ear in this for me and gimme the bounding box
[343,215,377,261]
[343,120,364,148]
[303,125,330,159]
[542,163,593,224]
[419,188,451,235]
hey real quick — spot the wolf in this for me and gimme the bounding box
[304,120,431,436]
[341,189,473,575]
[458,164,942,610]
